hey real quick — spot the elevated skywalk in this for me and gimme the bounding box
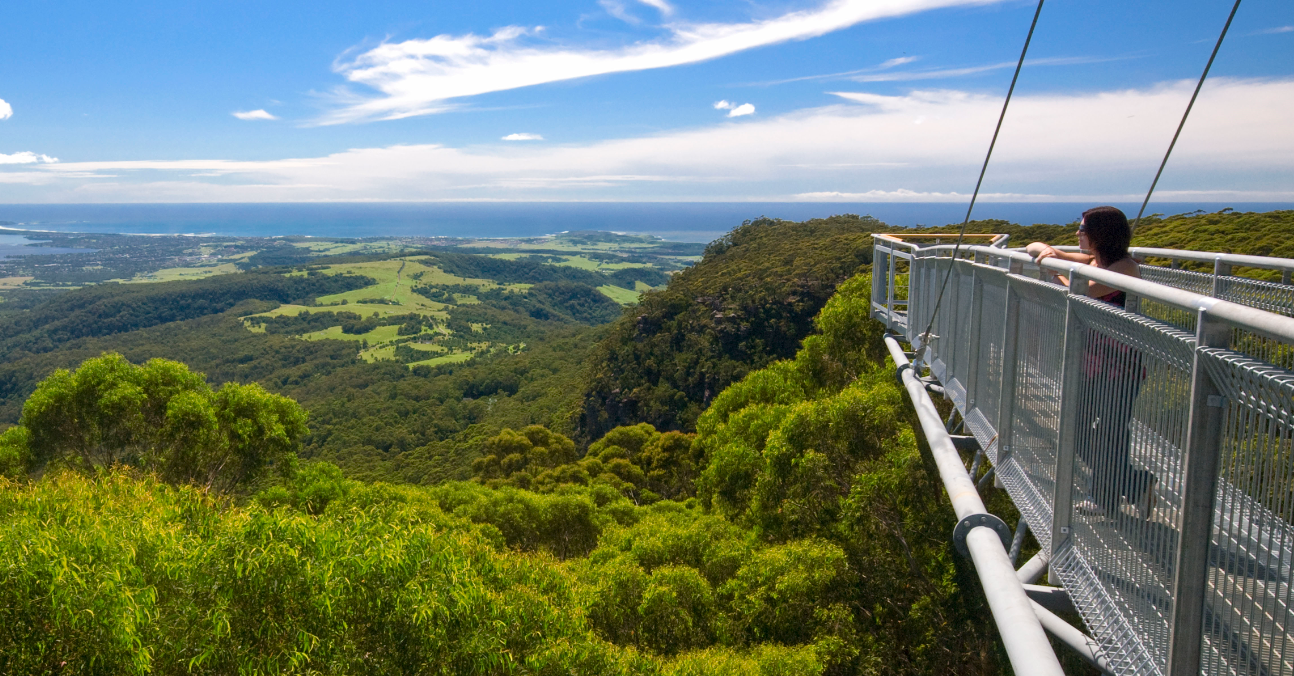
[873,234,1294,676]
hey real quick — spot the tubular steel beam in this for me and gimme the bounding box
[1016,551,1049,585]
[886,334,1066,676]
[1031,600,1115,675]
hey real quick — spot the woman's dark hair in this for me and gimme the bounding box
[1082,206,1131,265]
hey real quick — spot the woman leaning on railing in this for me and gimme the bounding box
[1027,207,1156,519]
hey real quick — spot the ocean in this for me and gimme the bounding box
[0,202,1287,243]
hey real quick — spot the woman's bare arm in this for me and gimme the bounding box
[1026,242,1092,265]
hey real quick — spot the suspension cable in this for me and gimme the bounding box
[1131,0,1243,231]
[918,0,1045,350]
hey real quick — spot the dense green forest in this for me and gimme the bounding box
[0,210,1292,673]
[0,271,1015,674]
[576,215,882,442]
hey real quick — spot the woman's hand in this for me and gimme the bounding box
[1026,242,1060,263]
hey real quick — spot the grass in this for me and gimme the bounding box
[300,324,402,344]
[407,351,476,367]
[402,342,447,354]
[359,345,396,362]
[119,262,239,284]
[597,284,641,305]
[291,240,417,256]
[0,276,33,288]
[311,260,457,315]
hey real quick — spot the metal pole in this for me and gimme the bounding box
[887,247,899,331]
[1008,517,1029,566]
[1049,271,1089,584]
[997,276,1025,464]
[886,334,1066,676]
[1017,551,1049,584]
[965,266,986,413]
[1166,309,1230,676]
[1212,257,1232,298]
[1031,601,1115,674]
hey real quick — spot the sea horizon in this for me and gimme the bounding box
[0,202,1288,244]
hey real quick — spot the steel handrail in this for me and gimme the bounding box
[911,244,1294,345]
[1044,245,1294,274]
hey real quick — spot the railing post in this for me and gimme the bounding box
[997,277,1023,463]
[1166,309,1229,676]
[1283,269,1291,286]
[1049,271,1089,585]
[871,243,885,321]
[1125,293,1141,314]
[947,261,965,384]
[965,265,986,411]
[1212,257,1232,297]
[886,247,899,332]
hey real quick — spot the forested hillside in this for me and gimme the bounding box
[0,272,1017,674]
[576,215,882,442]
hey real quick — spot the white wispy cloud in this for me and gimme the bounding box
[1255,25,1292,35]
[600,0,642,25]
[879,56,919,68]
[0,99,12,120]
[636,0,674,16]
[0,151,58,165]
[8,78,1293,203]
[714,100,755,116]
[795,189,1044,201]
[232,109,279,121]
[321,0,1006,124]
[502,133,544,141]
[752,54,1129,86]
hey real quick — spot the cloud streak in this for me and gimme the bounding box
[0,99,11,120]
[233,109,279,120]
[7,78,1293,203]
[321,0,1003,124]
[502,133,544,141]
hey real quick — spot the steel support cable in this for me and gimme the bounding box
[917,0,1045,350]
[1131,0,1244,231]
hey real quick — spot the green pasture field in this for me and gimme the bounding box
[300,324,402,344]
[407,351,475,367]
[290,240,418,256]
[597,284,640,305]
[122,262,239,283]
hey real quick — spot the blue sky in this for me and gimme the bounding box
[1,0,1291,202]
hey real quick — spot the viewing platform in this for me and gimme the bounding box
[873,233,1294,676]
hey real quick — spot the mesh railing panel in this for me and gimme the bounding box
[952,263,976,393]
[1135,265,1205,335]
[1141,266,1215,296]
[974,273,1008,437]
[877,237,1294,676]
[1217,276,1294,319]
[1058,298,1196,676]
[1052,541,1165,676]
[1201,349,1294,676]
[1000,275,1069,550]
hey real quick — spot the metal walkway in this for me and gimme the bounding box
[872,234,1294,676]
